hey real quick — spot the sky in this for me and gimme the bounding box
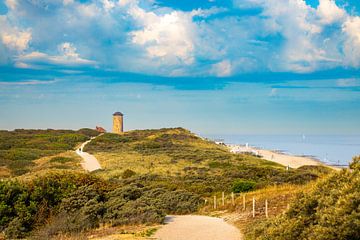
[0,0,360,135]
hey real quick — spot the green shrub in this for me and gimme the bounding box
[0,129,97,176]
[50,156,73,163]
[208,161,232,168]
[122,169,136,179]
[0,172,101,238]
[0,171,203,238]
[246,156,360,240]
[231,180,256,193]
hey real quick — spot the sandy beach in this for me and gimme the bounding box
[228,144,329,169]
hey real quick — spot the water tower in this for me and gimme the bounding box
[112,112,124,134]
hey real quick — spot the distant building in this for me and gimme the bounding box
[214,139,225,145]
[96,126,106,133]
[112,112,124,134]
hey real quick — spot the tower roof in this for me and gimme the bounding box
[113,112,123,116]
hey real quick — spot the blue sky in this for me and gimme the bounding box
[0,0,360,134]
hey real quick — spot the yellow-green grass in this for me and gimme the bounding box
[0,166,11,178]
[0,128,98,177]
[32,151,84,172]
[43,225,159,240]
[86,128,287,180]
[93,151,210,179]
[201,183,314,235]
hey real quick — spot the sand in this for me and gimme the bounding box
[154,215,242,240]
[75,135,102,172]
[229,145,323,169]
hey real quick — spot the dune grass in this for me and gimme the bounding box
[0,128,98,176]
[0,127,335,239]
[85,128,332,196]
[244,159,360,240]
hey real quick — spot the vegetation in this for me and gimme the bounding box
[231,180,257,193]
[0,127,336,239]
[245,156,360,240]
[85,128,331,195]
[0,171,201,239]
[0,128,98,176]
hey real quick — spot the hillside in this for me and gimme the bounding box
[0,128,99,177]
[245,156,360,240]
[84,128,330,195]
[0,127,333,239]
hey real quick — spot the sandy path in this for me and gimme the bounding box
[75,135,102,172]
[153,215,242,240]
[229,145,322,169]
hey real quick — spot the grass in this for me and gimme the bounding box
[85,128,332,196]
[31,151,83,173]
[39,225,160,240]
[0,128,98,176]
[243,160,360,240]
[200,183,310,237]
[0,127,336,239]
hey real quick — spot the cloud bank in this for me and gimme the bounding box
[0,0,360,76]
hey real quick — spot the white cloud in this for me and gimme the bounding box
[233,0,351,73]
[342,16,360,68]
[317,0,346,25]
[211,60,232,77]
[118,0,137,7]
[130,7,195,65]
[102,0,116,11]
[63,0,74,6]
[1,0,360,76]
[1,31,31,52]
[5,0,17,10]
[0,16,31,52]
[16,42,96,68]
[0,80,57,85]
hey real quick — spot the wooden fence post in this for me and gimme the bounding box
[265,199,268,218]
[231,192,235,206]
[252,197,255,218]
[214,195,217,210]
[243,194,246,210]
[222,192,225,206]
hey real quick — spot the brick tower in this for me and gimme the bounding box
[112,112,124,134]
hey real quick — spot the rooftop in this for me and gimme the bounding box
[113,112,123,116]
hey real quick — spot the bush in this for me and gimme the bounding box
[0,129,96,176]
[50,156,73,163]
[0,172,101,238]
[246,156,360,240]
[122,169,136,179]
[0,172,203,238]
[231,180,256,193]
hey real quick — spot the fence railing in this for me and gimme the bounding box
[208,192,273,218]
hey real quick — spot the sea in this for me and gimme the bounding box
[202,134,360,166]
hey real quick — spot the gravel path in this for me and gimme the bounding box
[75,135,102,172]
[154,215,242,240]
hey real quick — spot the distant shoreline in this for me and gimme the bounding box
[226,144,343,170]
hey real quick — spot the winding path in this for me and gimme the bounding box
[75,135,102,172]
[154,215,242,240]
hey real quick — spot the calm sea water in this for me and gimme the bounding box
[203,134,360,166]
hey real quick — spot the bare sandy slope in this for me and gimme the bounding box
[75,136,102,172]
[154,215,242,240]
[229,145,322,169]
